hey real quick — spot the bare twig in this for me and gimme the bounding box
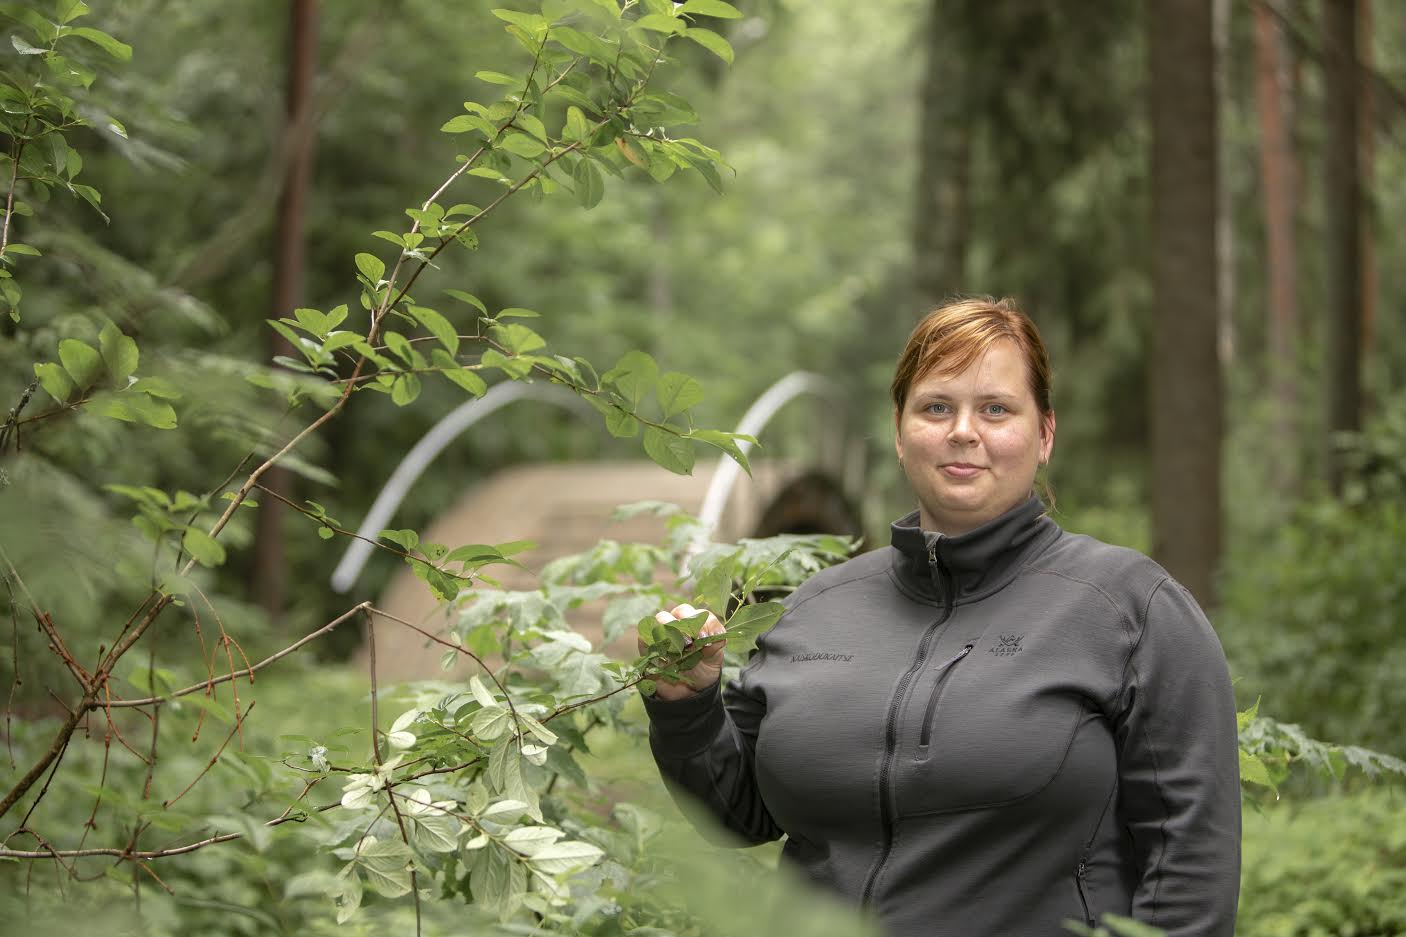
[163,701,255,807]
[109,602,370,708]
[0,378,38,454]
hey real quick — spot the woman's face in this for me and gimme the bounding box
[894,339,1055,536]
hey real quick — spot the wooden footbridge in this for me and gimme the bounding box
[330,374,870,681]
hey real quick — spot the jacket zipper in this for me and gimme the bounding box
[1075,861,1093,927]
[917,643,973,747]
[859,542,954,909]
[1073,777,1116,928]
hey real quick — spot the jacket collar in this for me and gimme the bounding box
[889,495,1059,605]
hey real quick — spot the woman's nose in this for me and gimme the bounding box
[947,409,978,445]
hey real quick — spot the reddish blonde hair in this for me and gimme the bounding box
[890,296,1053,415]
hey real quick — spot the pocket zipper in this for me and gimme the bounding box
[1075,860,1094,927]
[917,644,973,747]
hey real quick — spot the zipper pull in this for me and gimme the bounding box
[1077,860,1086,878]
[927,543,937,566]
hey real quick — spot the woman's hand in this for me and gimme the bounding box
[641,603,727,701]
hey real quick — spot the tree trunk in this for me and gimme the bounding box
[1214,0,1236,369]
[1359,0,1376,375]
[912,0,970,312]
[1253,0,1300,495]
[253,0,319,621]
[1322,0,1362,492]
[1148,0,1221,607]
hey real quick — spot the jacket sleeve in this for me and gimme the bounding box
[640,637,783,845]
[1114,577,1241,937]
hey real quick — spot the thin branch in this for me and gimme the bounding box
[163,701,255,807]
[0,117,30,256]
[0,378,37,454]
[109,602,370,708]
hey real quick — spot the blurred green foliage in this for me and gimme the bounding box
[1238,791,1406,937]
[1220,393,1406,756]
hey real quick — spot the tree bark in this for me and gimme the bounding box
[253,0,319,621]
[1322,0,1362,492]
[1253,0,1300,495]
[1148,0,1222,606]
[1358,0,1376,372]
[912,0,970,312]
[1214,0,1236,369]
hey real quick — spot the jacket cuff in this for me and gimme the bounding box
[641,679,725,758]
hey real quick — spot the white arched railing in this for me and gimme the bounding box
[329,382,594,593]
[331,370,865,592]
[687,371,864,572]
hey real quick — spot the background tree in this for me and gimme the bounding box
[1147,0,1222,605]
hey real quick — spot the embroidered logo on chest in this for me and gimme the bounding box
[987,633,1025,657]
[789,652,855,663]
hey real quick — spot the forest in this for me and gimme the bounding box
[1,0,1404,934]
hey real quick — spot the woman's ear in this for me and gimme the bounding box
[893,407,905,464]
[1038,410,1056,465]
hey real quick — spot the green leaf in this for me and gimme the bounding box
[643,426,695,475]
[383,330,414,365]
[724,601,785,643]
[69,26,132,60]
[572,157,604,210]
[688,429,755,475]
[497,307,540,319]
[99,322,139,382]
[95,390,178,429]
[411,306,459,355]
[58,338,102,388]
[130,376,181,399]
[499,132,546,159]
[431,349,487,395]
[679,0,742,18]
[525,840,604,875]
[481,348,534,379]
[440,114,492,135]
[354,252,385,283]
[444,289,488,315]
[489,322,546,355]
[1239,750,1276,791]
[322,331,362,353]
[634,13,682,33]
[475,70,520,86]
[491,8,549,35]
[57,0,90,25]
[355,839,414,898]
[183,527,227,568]
[602,350,658,406]
[391,373,421,406]
[3,242,40,256]
[380,528,420,551]
[656,371,704,418]
[586,395,639,438]
[563,105,591,143]
[470,706,511,741]
[683,27,733,63]
[34,362,74,402]
[515,113,548,142]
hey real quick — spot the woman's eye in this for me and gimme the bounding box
[925,403,950,414]
[986,404,1007,415]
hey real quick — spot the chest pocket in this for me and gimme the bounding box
[893,636,1088,817]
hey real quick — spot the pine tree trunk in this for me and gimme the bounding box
[1322,0,1362,492]
[1148,0,1222,606]
[912,0,970,311]
[253,0,319,621]
[1254,0,1300,495]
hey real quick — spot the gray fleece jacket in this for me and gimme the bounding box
[643,496,1240,937]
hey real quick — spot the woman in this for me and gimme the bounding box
[642,297,1241,937]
